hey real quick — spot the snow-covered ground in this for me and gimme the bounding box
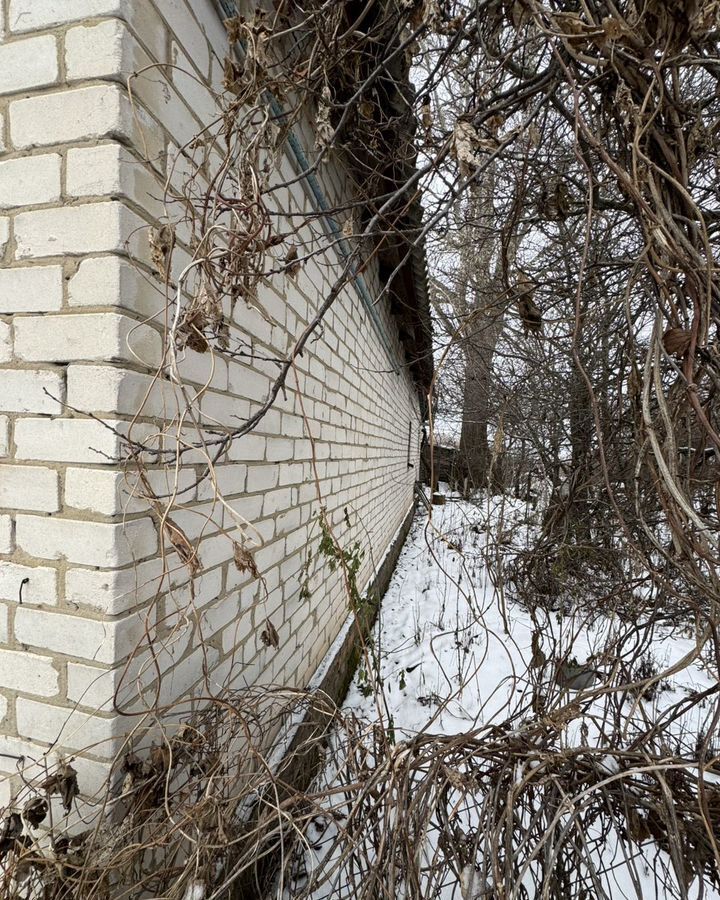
[281,491,720,899]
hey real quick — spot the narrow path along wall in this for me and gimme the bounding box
[0,0,429,807]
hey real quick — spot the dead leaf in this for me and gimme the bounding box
[41,763,79,813]
[530,630,546,668]
[261,618,280,649]
[176,306,209,353]
[662,327,692,358]
[518,292,542,333]
[0,812,23,860]
[452,121,497,177]
[420,98,432,135]
[233,542,259,579]
[284,244,302,279]
[315,85,334,151]
[149,224,175,277]
[150,743,170,774]
[223,56,243,95]
[22,798,48,830]
[602,15,628,41]
[223,15,244,44]
[163,516,201,576]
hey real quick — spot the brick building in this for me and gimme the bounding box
[0,0,431,805]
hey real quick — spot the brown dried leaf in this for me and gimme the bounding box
[223,15,244,44]
[22,798,48,830]
[163,516,201,576]
[233,542,259,579]
[284,244,302,279]
[505,0,531,30]
[261,618,280,649]
[452,121,497,177]
[150,744,170,774]
[420,98,432,135]
[41,763,79,813]
[530,630,546,668]
[662,327,692,359]
[223,56,243,95]
[176,306,209,353]
[0,812,23,860]
[315,85,334,151]
[602,15,628,41]
[517,281,542,333]
[149,224,175,277]
[217,317,230,350]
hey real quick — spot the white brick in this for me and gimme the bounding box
[66,657,154,713]
[10,84,121,147]
[9,0,121,32]
[15,313,162,367]
[69,255,164,317]
[0,562,58,606]
[0,515,11,553]
[171,42,220,128]
[246,465,278,493]
[0,649,58,696]
[0,368,64,413]
[0,154,61,209]
[0,320,10,363]
[227,433,267,462]
[0,465,59,512]
[66,364,172,417]
[228,364,270,402]
[65,18,126,81]
[0,35,58,95]
[263,487,293,516]
[15,514,157,566]
[65,466,195,517]
[9,84,163,162]
[65,556,164,615]
[0,605,6,643]
[66,21,173,127]
[0,735,52,777]
[0,265,63,313]
[65,467,143,516]
[66,145,165,217]
[16,698,124,758]
[66,662,118,712]
[14,202,146,260]
[0,416,8,457]
[14,606,147,664]
[266,437,294,462]
[14,417,143,464]
[162,0,210,76]
[0,217,8,257]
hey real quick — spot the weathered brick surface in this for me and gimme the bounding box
[0,0,424,802]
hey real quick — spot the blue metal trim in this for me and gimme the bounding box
[214,0,401,372]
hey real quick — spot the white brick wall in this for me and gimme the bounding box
[0,465,59,511]
[14,202,145,259]
[0,265,63,313]
[0,0,424,802]
[0,154,61,208]
[15,515,157,566]
[8,1,122,32]
[0,34,58,95]
[14,313,162,366]
[0,368,64,413]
